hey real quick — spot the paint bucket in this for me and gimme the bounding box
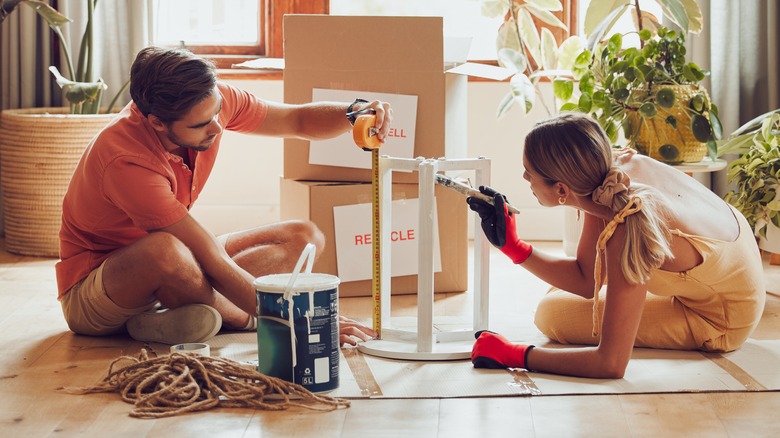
[254,243,341,393]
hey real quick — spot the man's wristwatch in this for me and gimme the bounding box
[346,98,369,126]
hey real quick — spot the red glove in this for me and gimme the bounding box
[471,330,534,370]
[467,186,533,264]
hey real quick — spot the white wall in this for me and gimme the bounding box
[190,78,564,241]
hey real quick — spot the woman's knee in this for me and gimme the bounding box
[534,292,561,338]
[534,289,599,345]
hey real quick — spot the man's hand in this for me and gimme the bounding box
[351,99,393,143]
[467,186,533,264]
[339,315,377,346]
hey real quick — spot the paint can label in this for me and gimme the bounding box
[254,273,340,393]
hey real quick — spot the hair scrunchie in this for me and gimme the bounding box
[591,168,631,210]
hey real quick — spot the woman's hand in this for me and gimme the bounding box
[339,315,377,346]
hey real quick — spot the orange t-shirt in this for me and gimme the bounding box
[56,82,268,297]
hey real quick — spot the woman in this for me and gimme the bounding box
[468,112,765,379]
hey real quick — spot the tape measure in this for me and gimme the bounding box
[353,114,382,337]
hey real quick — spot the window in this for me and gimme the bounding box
[149,0,328,69]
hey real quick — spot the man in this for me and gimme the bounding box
[56,46,390,346]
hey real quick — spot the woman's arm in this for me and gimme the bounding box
[524,225,647,378]
[520,212,602,298]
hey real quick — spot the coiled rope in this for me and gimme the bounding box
[58,349,350,418]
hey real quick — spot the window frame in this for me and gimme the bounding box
[154,0,327,78]
[162,0,576,80]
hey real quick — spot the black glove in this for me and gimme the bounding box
[467,186,533,264]
[466,186,507,247]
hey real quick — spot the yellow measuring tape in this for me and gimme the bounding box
[353,114,382,337]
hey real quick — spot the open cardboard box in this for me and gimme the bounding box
[280,178,468,297]
[237,15,511,184]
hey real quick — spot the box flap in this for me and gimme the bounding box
[446,62,514,81]
[284,15,443,73]
[233,58,284,70]
[444,36,472,67]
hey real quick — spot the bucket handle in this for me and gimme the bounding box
[283,243,316,302]
[282,243,316,370]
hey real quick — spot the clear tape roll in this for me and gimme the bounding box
[170,343,210,356]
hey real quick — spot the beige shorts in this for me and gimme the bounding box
[60,260,158,336]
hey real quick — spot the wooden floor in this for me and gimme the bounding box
[1,237,779,437]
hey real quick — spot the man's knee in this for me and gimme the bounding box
[138,232,198,276]
[285,220,325,254]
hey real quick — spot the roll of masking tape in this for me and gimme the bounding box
[170,343,210,356]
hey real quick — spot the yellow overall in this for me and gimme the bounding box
[534,206,766,352]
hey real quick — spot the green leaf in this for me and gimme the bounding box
[583,0,629,37]
[585,3,629,51]
[657,0,690,34]
[553,78,574,101]
[689,93,706,113]
[574,49,593,68]
[509,72,535,114]
[526,0,563,12]
[605,119,619,143]
[691,114,712,142]
[578,72,595,94]
[519,8,542,64]
[678,0,704,33]
[607,33,623,54]
[496,19,521,53]
[614,88,630,101]
[659,144,681,162]
[497,91,515,118]
[22,0,71,29]
[710,110,723,140]
[540,27,558,70]
[523,1,568,31]
[480,0,510,19]
[639,102,657,117]
[497,48,527,73]
[656,88,676,108]
[730,109,780,137]
[578,93,593,113]
[682,63,706,82]
[634,10,662,37]
[556,36,584,70]
[560,102,579,112]
[707,139,718,161]
[717,135,755,157]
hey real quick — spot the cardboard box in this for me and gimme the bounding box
[280,178,468,297]
[281,15,511,183]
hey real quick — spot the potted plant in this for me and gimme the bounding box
[0,0,128,257]
[480,0,583,118]
[720,109,780,253]
[556,27,721,164]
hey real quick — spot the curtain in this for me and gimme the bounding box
[1,0,148,111]
[0,3,59,109]
[0,0,148,234]
[691,0,780,195]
